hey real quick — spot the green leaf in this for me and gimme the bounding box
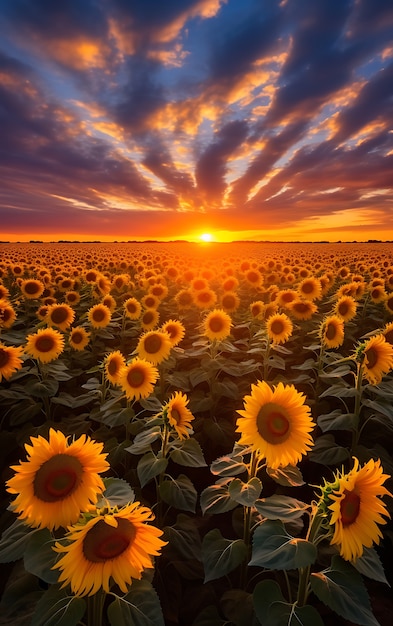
[310,556,380,626]
[25,378,59,398]
[221,589,254,626]
[202,529,247,582]
[169,438,207,467]
[317,409,355,432]
[362,398,393,421]
[200,479,239,515]
[159,474,197,513]
[309,434,350,465]
[249,520,317,570]
[228,477,262,506]
[163,514,202,561]
[30,585,86,626]
[0,518,39,563]
[24,529,58,584]
[192,605,226,625]
[51,391,96,408]
[352,547,390,585]
[320,384,356,398]
[266,464,305,487]
[125,427,162,455]
[137,452,168,488]
[97,477,135,507]
[255,495,309,521]
[107,578,165,626]
[210,452,247,477]
[253,580,324,626]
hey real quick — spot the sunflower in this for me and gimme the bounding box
[193,288,217,310]
[320,315,345,349]
[161,319,185,347]
[65,291,81,306]
[6,429,109,530]
[276,289,298,309]
[249,300,265,318]
[327,458,392,562]
[165,391,194,440]
[104,350,126,385]
[69,326,90,351]
[0,343,24,381]
[244,269,263,288]
[140,308,160,331]
[288,299,318,321]
[384,294,393,315]
[20,279,45,300]
[297,277,322,301]
[266,313,293,345]
[101,294,117,312]
[25,327,65,363]
[87,303,112,328]
[53,501,166,597]
[236,381,315,469]
[220,291,240,313]
[360,334,393,385]
[382,322,393,345]
[369,285,386,304]
[174,289,194,310]
[136,330,172,365]
[0,284,10,300]
[0,299,16,329]
[45,303,75,331]
[124,297,142,320]
[119,358,158,400]
[202,309,232,341]
[333,295,357,322]
[141,294,160,310]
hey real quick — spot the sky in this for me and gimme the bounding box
[0,0,393,243]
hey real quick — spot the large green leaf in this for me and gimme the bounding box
[309,434,350,465]
[253,580,324,626]
[228,477,262,506]
[0,518,39,563]
[25,378,59,398]
[137,452,168,488]
[159,474,197,513]
[221,589,255,626]
[202,529,248,582]
[255,495,309,522]
[97,477,135,507]
[352,547,390,585]
[169,438,207,467]
[200,479,239,515]
[30,586,86,626]
[24,528,58,584]
[163,514,202,561]
[249,520,317,570]
[266,464,305,487]
[310,556,380,626]
[210,452,247,477]
[317,410,355,432]
[107,578,165,626]
[125,427,162,455]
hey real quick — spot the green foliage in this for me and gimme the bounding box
[202,529,248,582]
[250,520,318,570]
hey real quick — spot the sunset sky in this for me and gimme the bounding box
[0,0,392,243]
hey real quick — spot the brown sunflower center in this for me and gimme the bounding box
[198,291,212,303]
[127,366,145,388]
[365,347,378,368]
[144,297,156,307]
[24,281,41,295]
[108,357,121,375]
[35,335,56,353]
[294,302,308,313]
[340,490,360,526]
[143,334,162,354]
[170,407,181,424]
[143,311,154,324]
[165,325,176,339]
[33,454,83,502]
[325,322,337,340]
[384,330,393,344]
[93,308,106,322]
[301,282,314,293]
[270,320,284,335]
[50,307,69,324]
[338,302,349,316]
[83,518,136,562]
[0,348,10,368]
[126,302,137,313]
[209,317,224,333]
[71,331,83,344]
[256,402,290,444]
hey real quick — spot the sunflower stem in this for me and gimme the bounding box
[239,450,258,589]
[87,588,105,626]
[297,507,324,607]
[351,360,364,452]
[157,421,170,526]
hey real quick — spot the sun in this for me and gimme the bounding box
[199,233,213,242]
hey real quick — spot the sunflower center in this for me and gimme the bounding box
[33,454,83,502]
[108,358,121,375]
[35,335,56,353]
[143,334,162,354]
[199,291,212,303]
[127,302,137,313]
[294,302,308,313]
[338,302,349,316]
[51,307,69,324]
[72,332,83,344]
[0,348,10,368]
[143,311,154,324]
[25,282,41,295]
[93,309,106,322]
[127,366,144,387]
[270,320,284,335]
[170,407,181,424]
[365,347,378,368]
[325,322,337,340]
[83,518,136,562]
[165,325,176,339]
[340,490,360,526]
[256,403,290,444]
[209,317,224,332]
[302,282,313,293]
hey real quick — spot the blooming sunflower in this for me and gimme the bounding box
[45,303,75,331]
[288,299,318,321]
[25,327,65,363]
[124,297,142,320]
[53,502,166,597]
[87,303,112,328]
[104,350,126,385]
[202,309,232,341]
[384,294,393,315]
[65,291,81,306]
[140,308,160,331]
[193,288,217,310]
[360,334,393,385]
[266,313,293,345]
[220,291,240,313]
[327,458,392,562]
[6,429,109,530]
[20,279,45,300]
[136,330,172,365]
[69,326,90,351]
[0,299,16,329]
[119,358,158,400]
[333,295,357,322]
[320,315,345,349]
[165,391,194,440]
[382,322,393,345]
[174,289,194,310]
[297,277,322,301]
[0,343,24,381]
[236,381,315,469]
[161,319,185,347]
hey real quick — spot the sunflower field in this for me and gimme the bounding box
[0,241,393,626]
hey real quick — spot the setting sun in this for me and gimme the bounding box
[199,233,213,242]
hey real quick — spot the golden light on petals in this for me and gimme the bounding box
[69,326,90,351]
[161,319,185,346]
[165,391,194,440]
[136,330,172,364]
[0,343,24,381]
[320,315,345,349]
[87,303,112,328]
[361,334,393,385]
[119,358,158,400]
[25,327,65,363]
[202,308,232,341]
[266,312,293,345]
[104,350,126,385]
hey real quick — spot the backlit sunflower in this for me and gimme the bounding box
[359,334,393,385]
[266,313,293,345]
[124,297,142,320]
[6,429,109,530]
[25,327,65,363]
[69,326,90,351]
[276,289,298,309]
[165,391,194,440]
[382,322,393,345]
[249,300,265,318]
[384,294,393,315]
[333,295,357,322]
[202,309,232,341]
[193,288,217,310]
[220,291,240,313]
[0,299,16,329]
[136,330,172,364]
[236,381,315,469]
[0,343,24,381]
[326,457,391,562]
[320,315,345,349]
[119,358,158,400]
[288,299,318,321]
[140,308,160,330]
[161,319,185,347]
[297,277,322,301]
[104,350,126,385]
[101,294,117,312]
[174,289,194,310]
[20,279,45,300]
[45,303,75,331]
[53,501,167,597]
[87,303,112,328]
[65,291,81,306]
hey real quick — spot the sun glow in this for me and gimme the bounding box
[199,233,214,242]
